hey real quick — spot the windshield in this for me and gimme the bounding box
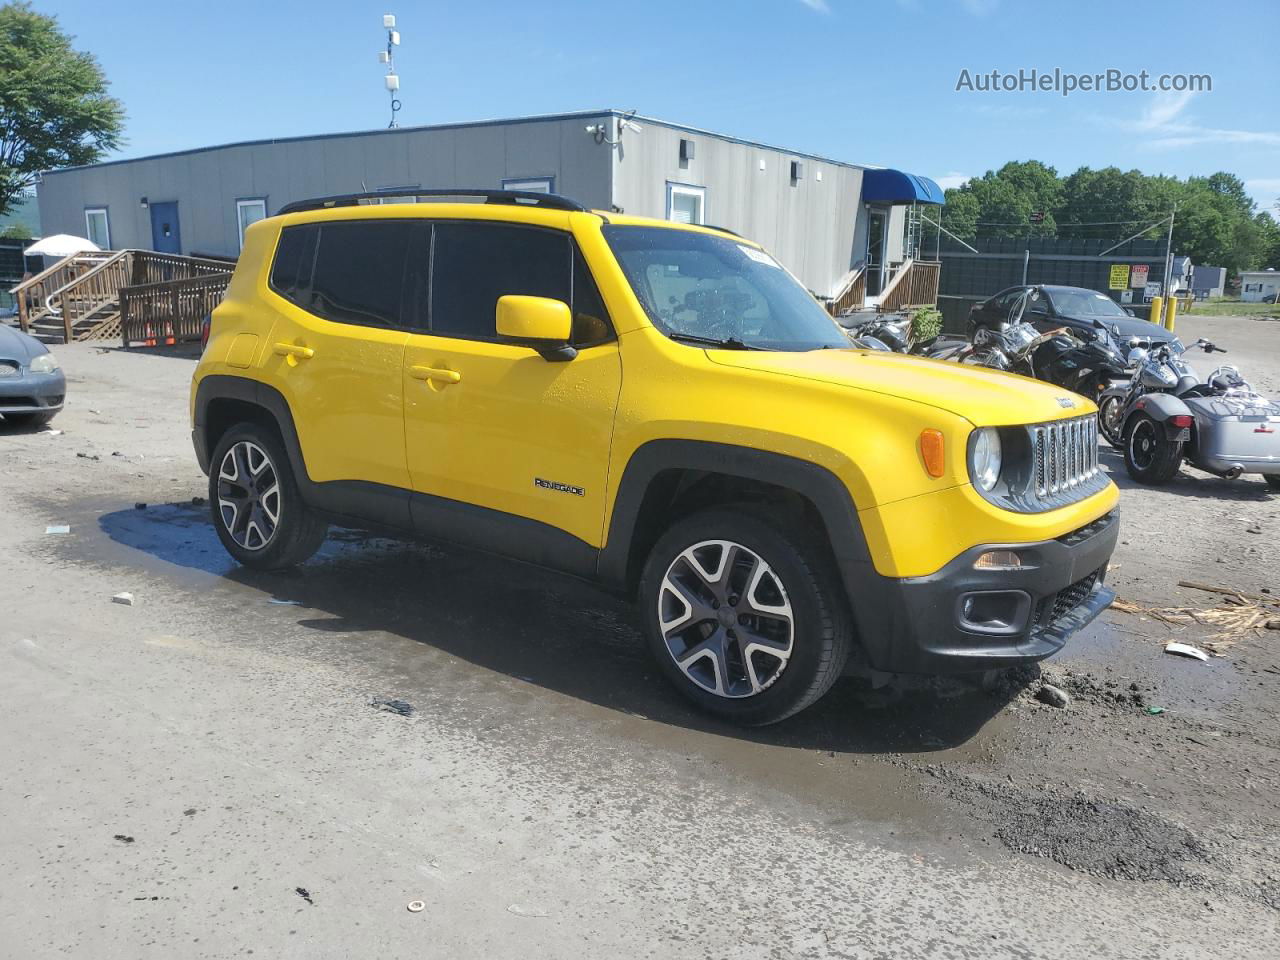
[1047,289,1127,318]
[602,226,848,351]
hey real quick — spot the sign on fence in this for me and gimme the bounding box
[1109,264,1130,290]
[1130,264,1149,288]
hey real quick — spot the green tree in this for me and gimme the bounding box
[0,2,123,217]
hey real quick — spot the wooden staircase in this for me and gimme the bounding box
[7,250,232,344]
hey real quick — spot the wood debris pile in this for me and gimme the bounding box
[1111,581,1280,653]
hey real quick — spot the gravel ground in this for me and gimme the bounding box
[2,314,1278,958]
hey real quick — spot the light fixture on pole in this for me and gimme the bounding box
[380,14,401,128]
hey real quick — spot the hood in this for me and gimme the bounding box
[1067,314,1175,342]
[706,348,1092,426]
[0,324,45,363]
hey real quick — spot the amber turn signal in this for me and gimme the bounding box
[920,429,945,478]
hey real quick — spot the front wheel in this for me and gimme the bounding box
[638,508,853,726]
[209,422,328,569]
[1123,413,1183,485]
[1097,394,1125,448]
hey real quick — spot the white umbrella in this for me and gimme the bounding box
[23,234,101,258]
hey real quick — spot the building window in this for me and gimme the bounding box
[666,183,705,225]
[85,208,110,249]
[501,177,554,194]
[236,199,267,250]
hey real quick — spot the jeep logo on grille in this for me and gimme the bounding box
[1056,397,1076,408]
[534,477,585,497]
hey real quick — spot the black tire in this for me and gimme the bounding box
[3,409,58,427]
[638,507,853,726]
[1097,394,1124,448]
[1123,413,1183,485]
[208,421,327,570]
[1265,475,1280,492]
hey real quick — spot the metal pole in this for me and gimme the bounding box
[1162,202,1177,298]
[922,214,978,254]
[1022,248,1030,286]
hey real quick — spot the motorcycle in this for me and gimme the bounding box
[1100,339,1280,489]
[962,291,1130,400]
[837,310,974,360]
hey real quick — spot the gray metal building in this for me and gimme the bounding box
[36,110,942,301]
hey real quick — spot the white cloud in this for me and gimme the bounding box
[797,0,830,11]
[1133,91,1280,149]
[935,172,972,190]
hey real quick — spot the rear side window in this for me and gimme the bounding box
[268,220,411,328]
[430,222,571,341]
[269,225,317,307]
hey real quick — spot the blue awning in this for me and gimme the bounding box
[861,169,945,205]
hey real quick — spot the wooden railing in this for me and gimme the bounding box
[8,249,234,342]
[121,273,231,347]
[878,259,941,312]
[10,251,117,332]
[44,249,134,341]
[825,262,866,316]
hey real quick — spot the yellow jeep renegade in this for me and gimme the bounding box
[191,189,1119,725]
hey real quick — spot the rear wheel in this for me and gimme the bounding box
[638,508,852,726]
[1123,413,1183,485]
[209,422,327,569]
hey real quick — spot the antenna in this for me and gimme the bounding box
[380,14,401,128]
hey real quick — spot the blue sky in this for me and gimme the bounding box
[45,0,1280,210]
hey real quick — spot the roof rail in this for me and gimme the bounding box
[276,189,588,216]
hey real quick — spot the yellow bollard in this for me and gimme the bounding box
[1149,296,1164,329]
[1164,295,1178,332]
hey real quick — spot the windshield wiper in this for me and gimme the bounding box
[667,332,766,351]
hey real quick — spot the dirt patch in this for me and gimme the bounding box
[923,768,1212,884]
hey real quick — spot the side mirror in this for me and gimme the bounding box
[496,295,576,361]
[1124,308,1135,317]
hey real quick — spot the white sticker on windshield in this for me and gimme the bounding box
[739,245,780,269]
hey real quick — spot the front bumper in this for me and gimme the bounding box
[0,369,66,415]
[848,510,1119,674]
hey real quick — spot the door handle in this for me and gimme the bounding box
[409,365,461,385]
[273,342,315,360]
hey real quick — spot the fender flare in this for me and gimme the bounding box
[597,439,878,594]
[1122,392,1193,440]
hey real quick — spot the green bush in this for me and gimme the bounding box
[910,307,943,344]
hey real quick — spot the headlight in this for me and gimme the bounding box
[969,427,1002,491]
[29,353,59,374]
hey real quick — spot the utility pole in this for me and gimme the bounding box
[379,14,401,128]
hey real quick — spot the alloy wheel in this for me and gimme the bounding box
[657,540,794,699]
[1128,419,1158,471]
[217,440,281,551]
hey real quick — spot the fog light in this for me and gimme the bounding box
[974,550,1023,571]
[957,589,1031,634]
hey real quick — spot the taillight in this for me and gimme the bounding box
[1170,414,1193,428]
[200,314,211,353]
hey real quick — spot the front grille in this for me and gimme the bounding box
[0,361,19,377]
[1037,570,1100,627]
[1031,415,1099,499]
[0,396,37,407]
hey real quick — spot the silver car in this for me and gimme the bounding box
[0,324,66,427]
